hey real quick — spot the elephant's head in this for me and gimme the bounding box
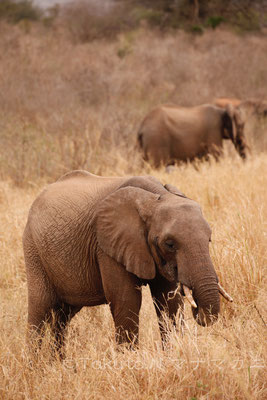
[96,183,232,327]
[222,104,247,159]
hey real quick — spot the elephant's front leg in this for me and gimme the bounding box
[97,251,142,348]
[149,279,184,346]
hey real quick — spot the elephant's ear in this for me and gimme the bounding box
[96,187,158,280]
[164,183,187,198]
[223,105,248,159]
[222,105,235,141]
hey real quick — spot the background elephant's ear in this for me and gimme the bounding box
[222,105,235,141]
[234,106,245,126]
[223,105,247,159]
[96,187,157,280]
[164,183,187,198]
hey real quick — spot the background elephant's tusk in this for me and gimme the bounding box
[218,283,233,302]
[183,285,197,308]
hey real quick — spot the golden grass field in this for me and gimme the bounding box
[0,18,266,400]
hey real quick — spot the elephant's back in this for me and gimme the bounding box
[56,169,124,190]
[39,171,124,202]
[140,105,208,136]
[57,170,97,181]
[162,105,211,128]
[26,172,125,235]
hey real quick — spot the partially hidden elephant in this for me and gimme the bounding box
[214,97,242,108]
[137,103,248,167]
[23,171,233,357]
[215,97,267,118]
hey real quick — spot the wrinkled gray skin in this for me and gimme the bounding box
[23,171,220,357]
[138,104,247,167]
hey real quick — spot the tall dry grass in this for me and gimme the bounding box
[0,22,267,184]
[0,20,266,399]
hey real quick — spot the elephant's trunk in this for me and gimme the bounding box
[178,253,220,326]
[191,274,220,326]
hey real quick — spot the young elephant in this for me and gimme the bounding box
[23,171,232,357]
[137,103,247,167]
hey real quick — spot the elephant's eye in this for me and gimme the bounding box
[164,239,175,251]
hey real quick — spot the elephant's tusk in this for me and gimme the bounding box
[183,285,197,308]
[218,283,233,302]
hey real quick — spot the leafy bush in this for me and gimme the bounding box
[206,15,225,29]
[190,24,204,35]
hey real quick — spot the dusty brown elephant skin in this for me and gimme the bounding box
[23,171,232,357]
[137,104,247,167]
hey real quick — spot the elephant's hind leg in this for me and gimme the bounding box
[24,247,57,355]
[24,234,81,360]
[27,279,81,359]
[24,234,61,358]
[28,300,80,360]
[49,303,81,360]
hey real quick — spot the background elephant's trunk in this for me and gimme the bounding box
[235,135,248,160]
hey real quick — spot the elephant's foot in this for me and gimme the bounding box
[115,327,139,351]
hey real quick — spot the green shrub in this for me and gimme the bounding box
[206,15,225,29]
[190,24,204,35]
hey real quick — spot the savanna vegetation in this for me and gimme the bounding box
[0,1,266,399]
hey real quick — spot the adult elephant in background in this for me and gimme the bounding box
[137,103,248,167]
[23,171,232,358]
[215,97,267,117]
[214,97,242,108]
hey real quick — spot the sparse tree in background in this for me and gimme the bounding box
[0,0,41,23]
[193,0,199,21]
[114,0,266,31]
[0,0,266,34]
